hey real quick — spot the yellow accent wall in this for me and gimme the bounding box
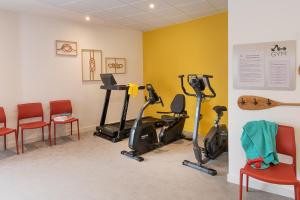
[143,12,228,135]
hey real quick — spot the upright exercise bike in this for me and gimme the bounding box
[121,84,190,161]
[179,74,228,176]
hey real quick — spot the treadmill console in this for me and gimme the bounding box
[100,74,117,86]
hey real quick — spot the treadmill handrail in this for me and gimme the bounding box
[100,85,128,90]
[100,85,146,90]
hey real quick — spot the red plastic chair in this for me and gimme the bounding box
[239,125,299,200]
[0,107,19,154]
[17,103,51,153]
[49,100,80,145]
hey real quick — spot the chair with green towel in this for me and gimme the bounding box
[239,123,299,200]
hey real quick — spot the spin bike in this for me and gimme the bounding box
[179,74,228,176]
[121,84,190,161]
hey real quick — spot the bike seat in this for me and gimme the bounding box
[213,106,227,114]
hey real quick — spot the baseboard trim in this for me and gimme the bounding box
[2,124,98,150]
[65,124,97,135]
[227,173,294,198]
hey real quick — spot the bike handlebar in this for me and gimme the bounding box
[145,84,164,106]
[178,75,196,97]
[178,74,216,98]
[159,97,164,107]
[202,75,216,98]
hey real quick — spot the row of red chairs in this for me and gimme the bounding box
[0,100,80,154]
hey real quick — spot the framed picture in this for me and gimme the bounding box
[105,57,126,74]
[81,49,102,81]
[56,40,77,56]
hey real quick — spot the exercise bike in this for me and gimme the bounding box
[121,84,190,161]
[179,74,228,176]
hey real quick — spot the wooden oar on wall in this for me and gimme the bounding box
[238,95,300,110]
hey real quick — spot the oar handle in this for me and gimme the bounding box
[280,102,300,106]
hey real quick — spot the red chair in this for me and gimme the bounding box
[49,100,80,145]
[0,107,19,154]
[239,125,299,200]
[17,103,51,153]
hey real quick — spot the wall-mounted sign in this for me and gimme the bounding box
[233,40,296,90]
[81,49,102,81]
[56,40,77,56]
[105,57,126,74]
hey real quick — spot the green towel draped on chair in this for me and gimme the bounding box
[241,120,279,169]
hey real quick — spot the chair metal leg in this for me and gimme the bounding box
[21,129,24,153]
[298,184,300,200]
[295,184,298,200]
[71,123,73,135]
[240,172,243,200]
[54,124,56,145]
[246,175,249,192]
[42,127,44,141]
[4,135,6,150]
[48,125,52,146]
[14,131,19,154]
[77,120,80,140]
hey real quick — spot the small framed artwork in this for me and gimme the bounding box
[105,57,126,74]
[81,49,103,81]
[56,40,77,56]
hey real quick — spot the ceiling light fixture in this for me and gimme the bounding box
[85,16,90,21]
[149,3,155,9]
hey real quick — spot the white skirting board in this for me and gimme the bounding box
[227,173,294,198]
[1,124,98,149]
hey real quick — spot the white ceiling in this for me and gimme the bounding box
[0,0,227,31]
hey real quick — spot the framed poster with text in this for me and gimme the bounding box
[233,40,296,90]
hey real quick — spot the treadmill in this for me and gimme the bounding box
[94,74,163,143]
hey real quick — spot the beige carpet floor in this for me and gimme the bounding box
[0,132,291,200]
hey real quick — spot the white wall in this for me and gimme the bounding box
[0,11,21,128]
[228,0,300,198]
[0,10,144,145]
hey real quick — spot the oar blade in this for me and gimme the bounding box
[237,96,280,110]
